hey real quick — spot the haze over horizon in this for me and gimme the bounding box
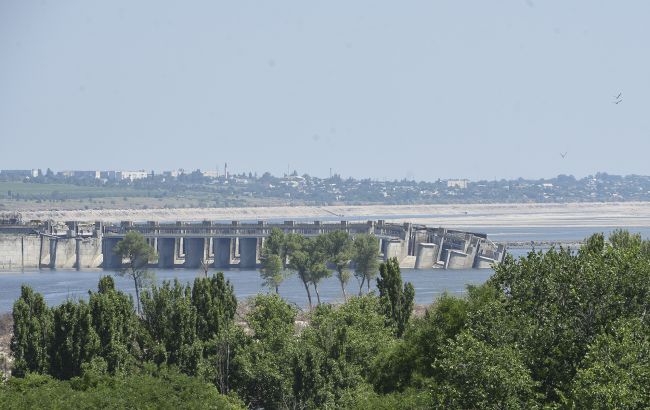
[1,1,649,180]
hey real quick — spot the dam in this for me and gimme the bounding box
[0,219,506,270]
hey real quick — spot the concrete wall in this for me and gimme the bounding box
[384,239,405,262]
[52,238,78,268]
[39,236,51,267]
[414,243,438,269]
[474,255,498,269]
[76,238,103,268]
[0,235,42,269]
[0,235,102,269]
[445,250,473,269]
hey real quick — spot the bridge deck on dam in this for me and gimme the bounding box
[103,220,406,239]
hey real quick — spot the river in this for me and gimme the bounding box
[1,226,648,312]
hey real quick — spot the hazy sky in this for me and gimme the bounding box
[1,1,649,180]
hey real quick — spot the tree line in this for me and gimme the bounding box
[6,255,414,409]
[259,228,381,307]
[3,229,650,409]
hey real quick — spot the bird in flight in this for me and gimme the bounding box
[614,92,623,104]
[560,152,567,159]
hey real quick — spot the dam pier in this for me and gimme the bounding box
[0,219,506,270]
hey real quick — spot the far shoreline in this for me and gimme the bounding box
[11,201,650,228]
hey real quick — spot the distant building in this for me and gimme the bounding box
[0,169,38,178]
[201,170,219,178]
[58,170,100,179]
[116,170,149,181]
[447,179,469,189]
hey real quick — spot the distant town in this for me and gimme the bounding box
[1,167,650,211]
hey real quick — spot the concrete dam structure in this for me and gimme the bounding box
[0,220,506,270]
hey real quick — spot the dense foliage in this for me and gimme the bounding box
[0,368,244,409]
[260,229,380,305]
[6,229,650,408]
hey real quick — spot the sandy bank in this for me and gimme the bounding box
[16,202,650,228]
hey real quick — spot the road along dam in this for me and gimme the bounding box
[0,219,506,270]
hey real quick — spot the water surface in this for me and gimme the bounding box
[1,226,647,312]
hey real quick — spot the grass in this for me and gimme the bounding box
[0,181,291,212]
[0,182,150,199]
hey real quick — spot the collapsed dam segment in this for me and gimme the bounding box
[0,219,506,270]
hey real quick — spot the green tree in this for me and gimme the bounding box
[283,232,304,261]
[263,227,287,266]
[191,272,237,342]
[609,228,650,256]
[260,254,285,293]
[353,234,380,295]
[88,276,141,373]
[371,292,469,393]
[569,318,650,409]
[340,385,432,410]
[293,296,393,408]
[10,286,53,377]
[323,231,354,301]
[433,331,541,409]
[140,279,201,375]
[376,258,414,337]
[191,272,238,393]
[484,231,650,403]
[307,236,332,305]
[50,300,100,380]
[113,231,156,314]
[0,369,245,409]
[232,294,298,408]
[260,228,297,293]
[608,228,642,249]
[287,235,315,308]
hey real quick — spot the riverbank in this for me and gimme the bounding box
[15,201,650,227]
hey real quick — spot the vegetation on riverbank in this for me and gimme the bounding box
[3,229,650,408]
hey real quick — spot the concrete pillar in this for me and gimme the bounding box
[207,238,214,258]
[213,238,232,268]
[239,237,258,268]
[158,238,176,268]
[184,238,205,268]
[474,255,497,269]
[73,238,103,268]
[414,243,438,269]
[437,237,446,264]
[52,238,77,268]
[39,235,51,268]
[384,239,403,262]
[178,237,185,258]
[75,238,81,269]
[445,250,473,269]
[102,237,122,269]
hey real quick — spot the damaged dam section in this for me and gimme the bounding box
[0,219,505,270]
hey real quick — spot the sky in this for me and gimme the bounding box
[1,1,649,181]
